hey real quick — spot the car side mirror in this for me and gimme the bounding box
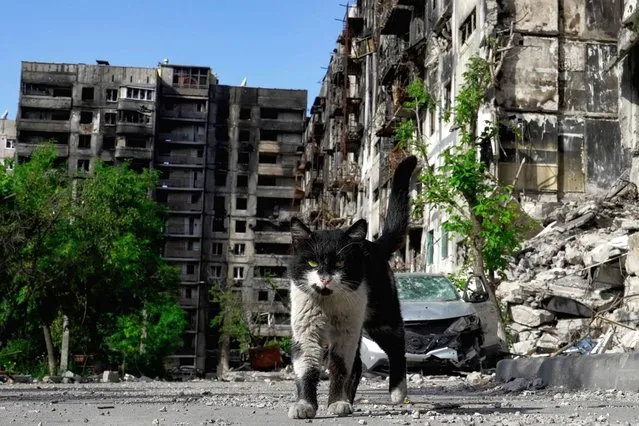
[463,275,490,303]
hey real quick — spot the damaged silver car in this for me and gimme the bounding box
[360,273,486,373]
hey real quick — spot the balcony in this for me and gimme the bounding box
[260,118,304,133]
[256,185,296,199]
[16,142,69,157]
[257,163,295,177]
[156,154,205,167]
[158,178,204,190]
[164,246,202,259]
[165,224,202,238]
[117,99,154,111]
[157,133,206,145]
[18,119,70,133]
[254,254,292,267]
[115,146,153,160]
[379,0,414,36]
[162,199,203,213]
[116,123,154,135]
[21,96,71,110]
[161,108,207,121]
[253,231,292,244]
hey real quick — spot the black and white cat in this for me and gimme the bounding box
[287,155,418,419]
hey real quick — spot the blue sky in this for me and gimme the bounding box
[0,0,346,118]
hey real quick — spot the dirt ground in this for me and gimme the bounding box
[1,373,639,425]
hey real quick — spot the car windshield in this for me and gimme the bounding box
[395,275,460,302]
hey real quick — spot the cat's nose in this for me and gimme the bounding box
[320,276,332,286]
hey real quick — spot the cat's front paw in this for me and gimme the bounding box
[328,400,353,417]
[288,400,317,419]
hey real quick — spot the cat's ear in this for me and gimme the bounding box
[291,217,312,244]
[346,219,367,241]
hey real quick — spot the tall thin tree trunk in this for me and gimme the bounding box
[43,324,57,376]
[59,315,70,373]
[217,334,230,379]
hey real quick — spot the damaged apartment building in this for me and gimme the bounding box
[15,61,307,372]
[301,0,627,274]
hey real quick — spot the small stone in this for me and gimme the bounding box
[159,406,167,412]
[411,409,420,419]
[358,420,368,425]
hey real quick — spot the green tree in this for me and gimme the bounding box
[0,144,181,376]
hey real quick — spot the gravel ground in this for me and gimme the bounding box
[1,373,639,426]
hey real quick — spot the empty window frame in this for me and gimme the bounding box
[104,112,116,126]
[81,87,94,100]
[103,136,115,149]
[172,67,209,89]
[125,87,154,101]
[233,243,246,255]
[235,220,247,233]
[106,88,118,102]
[233,266,245,280]
[77,159,90,173]
[209,265,222,278]
[460,8,477,45]
[236,197,248,210]
[117,110,151,124]
[80,111,93,124]
[211,242,223,255]
[5,138,15,149]
[236,175,248,188]
[78,134,91,149]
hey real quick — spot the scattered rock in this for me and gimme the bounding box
[510,305,555,328]
[102,371,119,383]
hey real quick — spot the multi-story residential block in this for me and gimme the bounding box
[302,0,625,275]
[0,116,16,165]
[15,60,306,372]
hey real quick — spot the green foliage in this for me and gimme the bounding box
[0,338,48,377]
[106,296,187,376]
[396,57,525,276]
[210,286,253,353]
[0,143,180,375]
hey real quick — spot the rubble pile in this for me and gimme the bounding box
[497,184,639,355]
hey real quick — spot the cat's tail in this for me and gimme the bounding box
[375,155,418,261]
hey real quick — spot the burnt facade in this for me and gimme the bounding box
[15,61,306,372]
[302,0,626,275]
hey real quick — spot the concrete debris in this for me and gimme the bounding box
[498,197,639,355]
[102,371,119,383]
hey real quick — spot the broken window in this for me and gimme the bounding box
[216,105,229,121]
[104,112,116,126]
[235,220,247,233]
[426,230,434,265]
[255,243,289,255]
[191,192,202,204]
[212,217,226,232]
[258,175,277,186]
[80,111,93,124]
[81,87,94,100]
[77,159,90,173]
[259,153,278,164]
[117,110,151,124]
[274,289,289,303]
[443,82,451,112]
[234,243,246,255]
[103,136,115,150]
[184,287,192,300]
[233,266,245,280]
[214,171,227,187]
[78,135,91,149]
[240,108,251,120]
[187,241,200,251]
[373,188,379,202]
[441,225,448,259]
[238,152,250,165]
[186,263,195,275]
[172,67,209,89]
[257,290,269,302]
[237,175,248,188]
[211,243,223,255]
[5,139,15,149]
[239,130,251,142]
[260,108,278,119]
[106,88,118,102]
[459,8,476,45]
[125,87,154,101]
[209,265,222,278]
[236,197,247,210]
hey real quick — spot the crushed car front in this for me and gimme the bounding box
[361,273,484,373]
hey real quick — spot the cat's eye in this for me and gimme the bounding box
[336,260,345,268]
[307,260,318,267]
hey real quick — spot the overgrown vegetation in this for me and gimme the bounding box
[0,143,183,377]
[395,56,528,283]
